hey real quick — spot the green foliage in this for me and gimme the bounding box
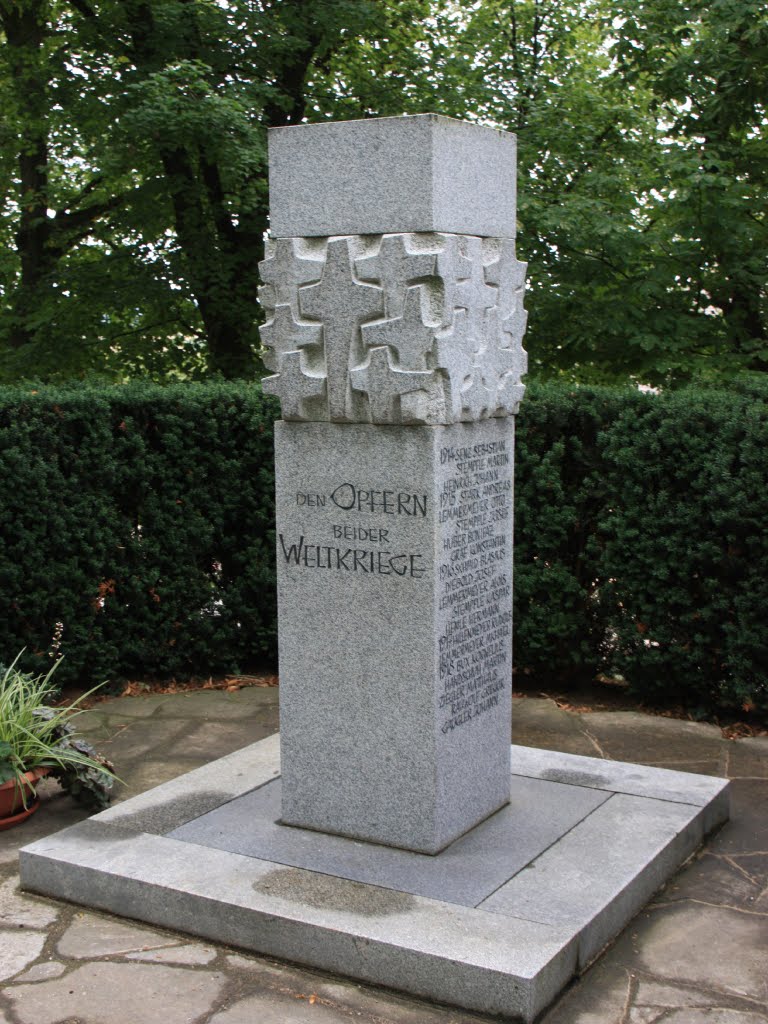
[516,379,768,716]
[598,385,768,716]
[0,0,431,381]
[1,0,764,385]
[0,0,205,381]
[382,0,767,385]
[514,383,621,682]
[2,380,765,718]
[0,380,279,688]
[0,654,115,808]
[606,0,768,378]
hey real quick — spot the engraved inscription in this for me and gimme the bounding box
[279,480,428,581]
[330,483,427,517]
[437,441,512,733]
[279,535,426,578]
[332,525,389,543]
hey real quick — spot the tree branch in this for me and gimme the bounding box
[558,242,633,280]
[50,192,125,249]
[107,318,190,343]
[68,0,97,20]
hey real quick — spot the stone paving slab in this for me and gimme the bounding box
[576,711,726,765]
[634,901,768,1003]
[6,962,229,1024]
[168,774,608,906]
[511,744,730,813]
[480,793,711,968]
[18,739,730,1022]
[96,733,281,833]
[3,691,767,1024]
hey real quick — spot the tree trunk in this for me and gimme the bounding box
[1,0,53,348]
[123,0,331,378]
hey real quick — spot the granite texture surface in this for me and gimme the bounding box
[168,774,608,906]
[268,114,517,238]
[510,743,731,811]
[274,419,514,853]
[259,233,527,425]
[20,814,579,1023]
[479,792,714,969]
[19,739,732,1023]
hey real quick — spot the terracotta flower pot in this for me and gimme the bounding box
[0,768,47,830]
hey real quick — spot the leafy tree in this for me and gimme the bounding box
[385,0,767,384]
[610,0,768,378]
[1,0,765,384]
[0,0,191,380]
[0,0,430,380]
[424,0,668,381]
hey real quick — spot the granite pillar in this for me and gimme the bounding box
[260,114,527,853]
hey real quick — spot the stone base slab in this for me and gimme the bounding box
[19,737,729,1023]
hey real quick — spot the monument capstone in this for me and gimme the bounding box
[260,114,527,853]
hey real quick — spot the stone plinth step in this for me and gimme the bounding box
[20,737,729,1023]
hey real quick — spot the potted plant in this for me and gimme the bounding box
[0,653,117,829]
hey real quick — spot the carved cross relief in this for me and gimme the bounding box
[259,232,528,424]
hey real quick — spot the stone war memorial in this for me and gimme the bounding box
[261,114,525,855]
[20,115,730,1022]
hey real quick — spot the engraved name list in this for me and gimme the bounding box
[437,439,512,735]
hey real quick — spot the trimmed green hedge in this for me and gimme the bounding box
[598,386,768,716]
[514,384,616,685]
[1,379,766,715]
[0,381,279,689]
[515,381,768,715]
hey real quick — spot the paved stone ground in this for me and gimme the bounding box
[1,687,767,1024]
